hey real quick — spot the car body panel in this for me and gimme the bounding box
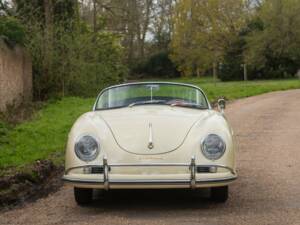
[99,106,214,155]
[64,82,237,190]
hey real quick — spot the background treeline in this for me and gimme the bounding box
[0,0,300,99]
[171,0,300,81]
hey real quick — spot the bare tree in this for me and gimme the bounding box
[43,0,54,86]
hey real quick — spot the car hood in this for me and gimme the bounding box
[97,105,212,155]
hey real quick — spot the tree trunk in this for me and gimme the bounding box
[93,0,97,32]
[43,0,54,98]
[139,0,152,59]
[196,68,200,77]
[126,0,137,64]
[243,63,248,81]
[213,61,218,81]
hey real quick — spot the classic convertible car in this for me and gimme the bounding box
[63,82,237,205]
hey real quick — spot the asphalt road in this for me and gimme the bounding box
[1,89,300,225]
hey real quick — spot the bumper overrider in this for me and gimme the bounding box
[62,157,237,189]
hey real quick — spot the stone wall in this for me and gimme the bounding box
[0,39,32,111]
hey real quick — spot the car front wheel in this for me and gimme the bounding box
[210,186,228,202]
[74,187,93,205]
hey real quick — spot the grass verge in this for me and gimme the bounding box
[0,97,94,172]
[172,77,300,102]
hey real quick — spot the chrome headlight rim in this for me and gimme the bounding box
[74,134,100,162]
[201,134,226,160]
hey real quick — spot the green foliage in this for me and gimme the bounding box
[1,78,300,170]
[0,16,25,45]
[0,97,94,169]
[245,0,300,79]
[14,0,127,99]
[132,51,179,78]
[171,0,300,81]
[219,38,245,81]
[51,24,127,97]
[219,19,263,81]
[0,121,10,145]
[171,0,247,76]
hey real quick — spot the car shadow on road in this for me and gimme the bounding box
[87,189,226,211]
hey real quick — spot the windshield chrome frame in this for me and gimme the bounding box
[92,81,211,111]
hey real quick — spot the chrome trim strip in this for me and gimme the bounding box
[102,81,205,93]
[62,176,237,186]
[103,156,109,190]
[65,163,236,175]
[65,165,103,175]
[109,163,190,167]
[148,123,154,149]
[63,157,237,190]
[190,156,196,189]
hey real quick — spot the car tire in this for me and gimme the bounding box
[210,186,228,203]
[74,187,93,205]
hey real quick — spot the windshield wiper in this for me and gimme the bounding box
[170,102,207,109]
[128,100,167,107]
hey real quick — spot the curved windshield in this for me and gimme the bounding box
[95,83,209,110]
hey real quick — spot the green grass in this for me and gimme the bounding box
[0,97,94,170]
[172,77,300,102]
[0,78,300,171]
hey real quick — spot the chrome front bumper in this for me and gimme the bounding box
[63,157,237,189]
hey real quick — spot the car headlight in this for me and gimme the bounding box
[201,134,226,160]
[75,135,99,161]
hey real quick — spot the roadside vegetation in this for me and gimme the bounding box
[179,78,300,102]
[1,78,300,172]
[0,98,94,172]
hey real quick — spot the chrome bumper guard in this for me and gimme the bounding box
[63,156,237,190]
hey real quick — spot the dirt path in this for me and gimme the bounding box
[1,89,300,225]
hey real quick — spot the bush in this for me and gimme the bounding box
[0,16,25,45]
[219,15,300,81]
[132,51,180,78]
[62,30,128,97]
[0,121,10,145]
[12,0,128,99]
[219,39,245,81]
[24,18,127,99]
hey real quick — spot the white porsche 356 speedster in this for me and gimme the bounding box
[63,82,237,205]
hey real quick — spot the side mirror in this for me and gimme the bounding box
[218,98,226,114]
